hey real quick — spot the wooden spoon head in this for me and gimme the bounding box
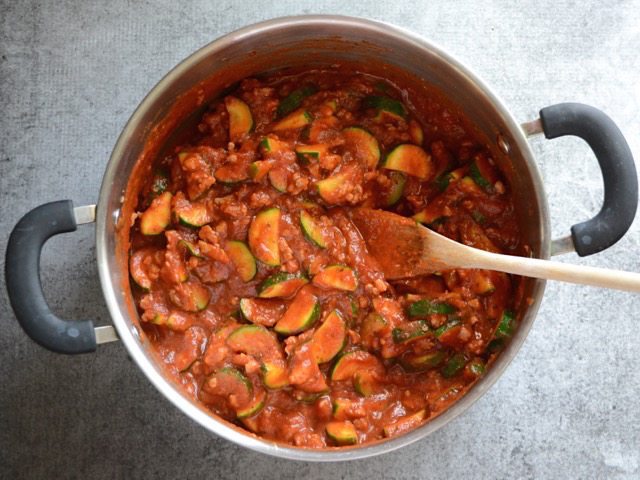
[349,208,453,279]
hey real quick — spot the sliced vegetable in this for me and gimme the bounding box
[383,144,433,179]
[434,317,462,338]
[248,207,280,266]
[434,167,465,191]
[494,309,516,339]
[332,398,352,421]
[226,324,282,361]
[237,389,266,419]
[383,410,426,438]
[277,85,317,118]
[226,241,257,282]
[392,320,431,344]
[407,299,455,318]
[151,169,169,196]
[178,239,201,258]
[274,286,320,335]
[225,96,253,142]
[140,192,172,235]
[239,298,284,327]
[258,272,309,298]
[295,144,328,164]
[261,361,290,389]
[467,359,486,377]
[440,353,467,378]
[386,171,406,206]
[471,270,496,295]
[342,127,380,169]
[363,96,407,120]
[205,367,253,408]
[259,136,289,154]
[248,160,273,181]
[272,109,313,131]
[401,350,446,372]
[171,281,210,312]
[268,167,288,193]
[331,350,382,381]
[175,201,211,228]
[215,163,249,184]
[129,248,156,290]
[353,371,381,397]
[412,205,444,226]
[360,312,387,349]
[326,421,358,446]
[316,171,351,204]
[469,155,498,191]
[313,265,358,292]
[299,210,327,248]
[310,310,347,363]
[409,120,424,145]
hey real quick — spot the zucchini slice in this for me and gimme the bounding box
[272,109,313,131]
[225,96,253,143]
[383,144,433,179]
[295,144,328,164]
[494,309,516,339]
[362,95,407,120]
[469,155,498,191]
[342,127,380,169]
[316,171,351,204]
[383,409,426,438]
[326,421,358,446]
[277,85,317,118]
[407,299,455,318]
[330,350,382,381]
[274,286,321,335]
[129,248,156,291]
[205,367,253,408]
[236,389,266,419]
[331,398,352,421]
[249,160,274,181]
[467,359,486,377]
[471,270,496,295]
[171,281,210,312]
[226,324,283,361]
[226,241,257,282]
[248,207,280,266]
[214,162,249,184]
[313,265,358,292]
[260,136,289,154]
[311,309,347,363]
[353,371,381,397]
[400,350,446,372]
[386,171,406,206]
[258,272,309,298]
[299,210,327,248]
[359,312,387,349]
[440,353,467,378]
[178,239,201,258]
[261,361,290,389]
[239,298,284,327]
[409,120,424,145]
[175,201,211,228]
[140,191,172,235]
[268,167,288,193]
[434,317,462,339]
[412,204,444,226]
[392,320,431,344]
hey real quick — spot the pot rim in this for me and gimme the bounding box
[96,14,550,461]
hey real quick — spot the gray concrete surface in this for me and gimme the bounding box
[1,1,639,478]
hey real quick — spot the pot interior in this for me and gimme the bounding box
[97,16,549,461]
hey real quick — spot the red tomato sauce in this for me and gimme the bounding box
[128,70,522,448]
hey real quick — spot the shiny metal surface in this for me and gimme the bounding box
[74,205,96,225]
[95,16,551,461]
[95,325,119,344]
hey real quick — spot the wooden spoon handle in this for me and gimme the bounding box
[469,250,640,293]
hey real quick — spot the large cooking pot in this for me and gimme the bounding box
[5,16,637,461]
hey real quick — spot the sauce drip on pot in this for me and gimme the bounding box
[129,70,523,447]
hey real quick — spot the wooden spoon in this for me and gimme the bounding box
[349,208,640,293]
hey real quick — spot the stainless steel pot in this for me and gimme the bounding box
[5,15,637,461]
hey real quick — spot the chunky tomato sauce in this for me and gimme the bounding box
[129,70,522,448]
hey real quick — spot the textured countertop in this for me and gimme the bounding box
[1,1,639,478]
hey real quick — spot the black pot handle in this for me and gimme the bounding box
[539,103,638,256]
[5,200,97,354]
